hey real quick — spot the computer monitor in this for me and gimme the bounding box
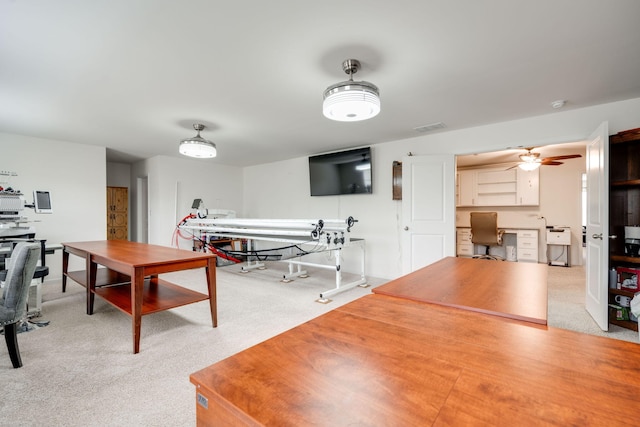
[33,190,52,214]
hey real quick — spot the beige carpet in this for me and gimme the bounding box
[0,263,386,426]
[547,263,638,343]
[0,261,637,426]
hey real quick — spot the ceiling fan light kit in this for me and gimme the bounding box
[515,147,581,170]
[518,161,541,171]
[179,124,217,158]
[323,59,380,122]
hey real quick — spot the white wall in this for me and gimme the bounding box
[0,133,106,279]
[132,155,244,249]
[244,97,640,280]
[106,162,131,187]
[5,97,638,282]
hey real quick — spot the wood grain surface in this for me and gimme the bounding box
[191,294,640,425]
[373,257,548,324]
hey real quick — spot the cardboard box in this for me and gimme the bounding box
[617,267,640,291]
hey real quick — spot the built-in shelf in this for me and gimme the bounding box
[610,255,640,265]
[611,179,640,187]
[608,127,640,331]
[608,288,639,331]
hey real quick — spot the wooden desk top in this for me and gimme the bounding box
[373,256,548,324]
[190,294,640,426]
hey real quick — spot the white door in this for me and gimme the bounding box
[585,122,609,331]
[402,155,456,274]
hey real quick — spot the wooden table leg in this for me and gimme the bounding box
[132,268,144,354]
[87,257,97,315]
[206,257,217,327]
[62,249,69,292]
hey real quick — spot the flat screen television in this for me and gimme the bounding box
[309,147,372,196]
[33,190,53,214]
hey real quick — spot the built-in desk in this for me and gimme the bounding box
[457,227,539,262]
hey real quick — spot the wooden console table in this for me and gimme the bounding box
[373,256,548,324]
[62,240,217,353]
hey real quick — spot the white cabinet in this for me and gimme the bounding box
[457,170,476,206]
[456,228,474,257]
[456,167,539,207]
[516,230,539,262]
[516,168,540,206]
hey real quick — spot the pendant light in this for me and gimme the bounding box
[179,124,217,158]
[323,59,380,122]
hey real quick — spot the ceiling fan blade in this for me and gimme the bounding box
[541,160,563,166]
[542,154,582,161]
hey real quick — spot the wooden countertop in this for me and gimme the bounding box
[190,294,640,426]
[374,256,548,324]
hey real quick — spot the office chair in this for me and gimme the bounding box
[0,238,49,319]
[0,241,41,368]
[470,212,505,261]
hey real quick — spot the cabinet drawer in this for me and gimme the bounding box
[517,230,538,240]
[457,244,474,256]
[457,229,472,243]
[517,237,538,249]
[517,249,538,262]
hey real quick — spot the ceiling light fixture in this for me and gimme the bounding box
[518,162,541,171]
[179,124,216,158]
[518,152,541,170]
[519,152,540,163]
[323,59,380,122]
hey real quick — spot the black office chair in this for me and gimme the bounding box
[470,212,505,260]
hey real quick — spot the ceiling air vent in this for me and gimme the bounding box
[413,122,446,133]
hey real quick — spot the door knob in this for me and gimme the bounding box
[592,233,603,240]
[404,226,409,231]
[609,235,617,239]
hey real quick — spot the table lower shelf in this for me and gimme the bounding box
[66,269,210,316]
[66,268,131,288]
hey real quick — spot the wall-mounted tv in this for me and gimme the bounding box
[309,147,372,196]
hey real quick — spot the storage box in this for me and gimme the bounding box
[617,267,640,291]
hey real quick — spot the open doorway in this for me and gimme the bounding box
[454,142,596,334]
[455,142,586,266]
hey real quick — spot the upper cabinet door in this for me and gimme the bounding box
[457,170,476,206]
[516,168,540,206]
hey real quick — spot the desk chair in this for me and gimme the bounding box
[0,239,49,318]
[0,241,40,368]
[470,212,505,261]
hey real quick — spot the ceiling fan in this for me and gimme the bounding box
[510,147,582,170]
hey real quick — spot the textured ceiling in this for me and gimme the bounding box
[1,1,639,166]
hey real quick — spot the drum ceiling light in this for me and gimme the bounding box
[179,123,217,158]
[323,59,380,122]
